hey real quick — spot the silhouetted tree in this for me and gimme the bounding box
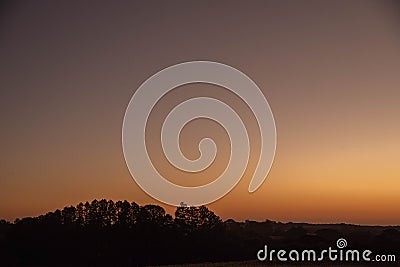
[115,200,139,227]
[61,205,76,225]
[175,205,222,233]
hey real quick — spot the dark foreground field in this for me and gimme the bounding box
[162,261,399,267]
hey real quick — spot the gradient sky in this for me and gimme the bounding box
[1,0,399,225]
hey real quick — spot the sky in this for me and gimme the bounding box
[1,0,399,225]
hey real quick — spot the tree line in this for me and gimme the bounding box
[0,199,229,266]
[10,199,221,231]
[0,199,399,266]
